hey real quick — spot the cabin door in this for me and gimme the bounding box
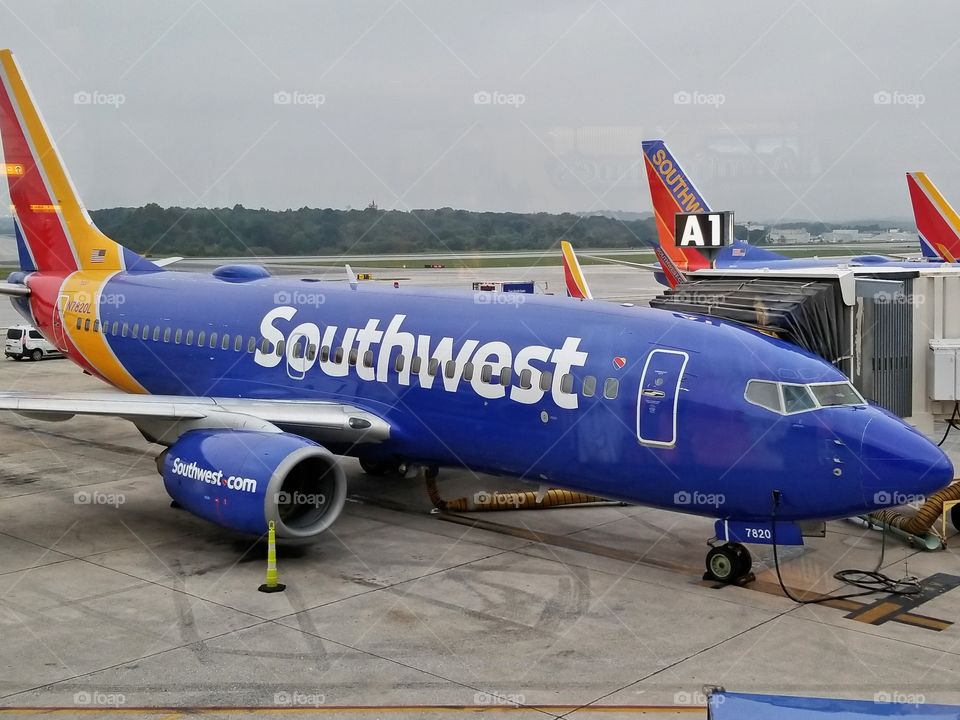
[636,349,688,447]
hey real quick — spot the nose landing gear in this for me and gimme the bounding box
[704,542,754,585]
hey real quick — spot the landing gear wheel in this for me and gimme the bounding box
[728,542,752,578]
[30,349,42,361]
[359,457,401,476]
[705,544,752,584]
[950,504,960,534]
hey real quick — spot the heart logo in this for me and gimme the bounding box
[613,356,626,369]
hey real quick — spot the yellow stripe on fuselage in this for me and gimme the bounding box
[0,51,122,270]
[58,272,145,393]
[913,171,960,240]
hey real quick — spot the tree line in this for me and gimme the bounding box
[88,204,659,257]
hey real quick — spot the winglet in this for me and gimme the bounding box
[561,240,593,299]
[907,172,960,263]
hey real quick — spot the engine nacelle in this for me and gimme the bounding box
[161,430,347,539]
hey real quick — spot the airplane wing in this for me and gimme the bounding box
[0,391,390,446]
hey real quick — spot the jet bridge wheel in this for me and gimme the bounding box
[705,543,752,584]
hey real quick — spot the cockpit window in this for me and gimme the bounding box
[810,382,865,407]
[745,380,781,413]
[781,384,816,414]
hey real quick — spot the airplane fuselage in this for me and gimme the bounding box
[13,268,951,523]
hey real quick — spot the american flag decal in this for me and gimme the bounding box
[90,248,106,263]
[732,247,746,257]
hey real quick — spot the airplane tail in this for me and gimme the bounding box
[642,139,712,272]
[906,172,960,263]
[0,49,158,273]
[651,243,687,288]
[561,240,593,299]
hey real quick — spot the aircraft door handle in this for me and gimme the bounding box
[642,389,665,398]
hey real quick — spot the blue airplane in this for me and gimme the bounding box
[0,50,951,584]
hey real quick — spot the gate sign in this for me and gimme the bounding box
[674,211,734,248]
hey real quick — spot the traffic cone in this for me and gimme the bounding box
[258,520,286,593]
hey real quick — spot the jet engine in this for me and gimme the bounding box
[159,430,346,539]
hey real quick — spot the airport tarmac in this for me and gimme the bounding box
[2,267,960,719]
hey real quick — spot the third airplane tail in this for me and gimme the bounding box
[906,171,960,263]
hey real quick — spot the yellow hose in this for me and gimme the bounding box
[870,481,960,535]
[425,474,608,511]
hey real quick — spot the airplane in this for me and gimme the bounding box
[0,49,951,585]
[906,171,960,263]
[642,139,944,274]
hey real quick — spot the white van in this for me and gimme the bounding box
[5,325,62,361]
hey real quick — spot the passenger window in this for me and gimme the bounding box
[75,318,82,330]
[519,368,532,389]
[153,327,160,342]
[745,380,781,413]
[112,321,119,336]
[463,362,474,382]
[603,378,619,400]
[259,338,270,354]
[209,332,218,348]
[444,360,456,379]
[320,346,330,362]
[121,323,129,337]
[28,330,41,339]
[141,325,149,340]
[307,343,317,361]
[560,373,573,394]
[197,331,206,346]
[131,323,139,337]
[363,350,374,368]
[499,367,512,385]
[539,371,553,392]
[92,320,100,333]
[334,347,344,363]
[276,339,285,356]
[174,328,182,344]
[247,337,256,353]
[394,354,405,372]
[185,330,194,345]
[582,375,596,397]
[428,358,439,376]
[292,338,304,359]
[348,348,357,365]
[83,319,90,331]
[411,356,421,373]
[782,383,816,413]
[221,334,230,350]
[234,336,243,352]
[163,328,171,342]
[480,364,492,382]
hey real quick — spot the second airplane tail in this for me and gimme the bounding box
[0,49,159,274]
[906,172,960,263]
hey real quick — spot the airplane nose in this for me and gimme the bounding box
[860,412,954,507]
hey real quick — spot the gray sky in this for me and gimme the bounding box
[1,0,959,222]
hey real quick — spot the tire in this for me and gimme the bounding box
[705,545,740,583]
[359,457,400,476]
[728,542,752,578]
[30,349,42,362]
[950,504,960,534]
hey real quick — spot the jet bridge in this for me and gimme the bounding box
[649,265,960,429]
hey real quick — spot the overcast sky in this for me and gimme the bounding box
[2,1,959,222]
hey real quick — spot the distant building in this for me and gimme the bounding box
[822,229,860,244]
[768,228,811,245]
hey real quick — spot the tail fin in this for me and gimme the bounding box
[641,140,711,272]
[561,240,593,299]
[907,172,960,263]
[651,243,687,288]
[0,50,158,273]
